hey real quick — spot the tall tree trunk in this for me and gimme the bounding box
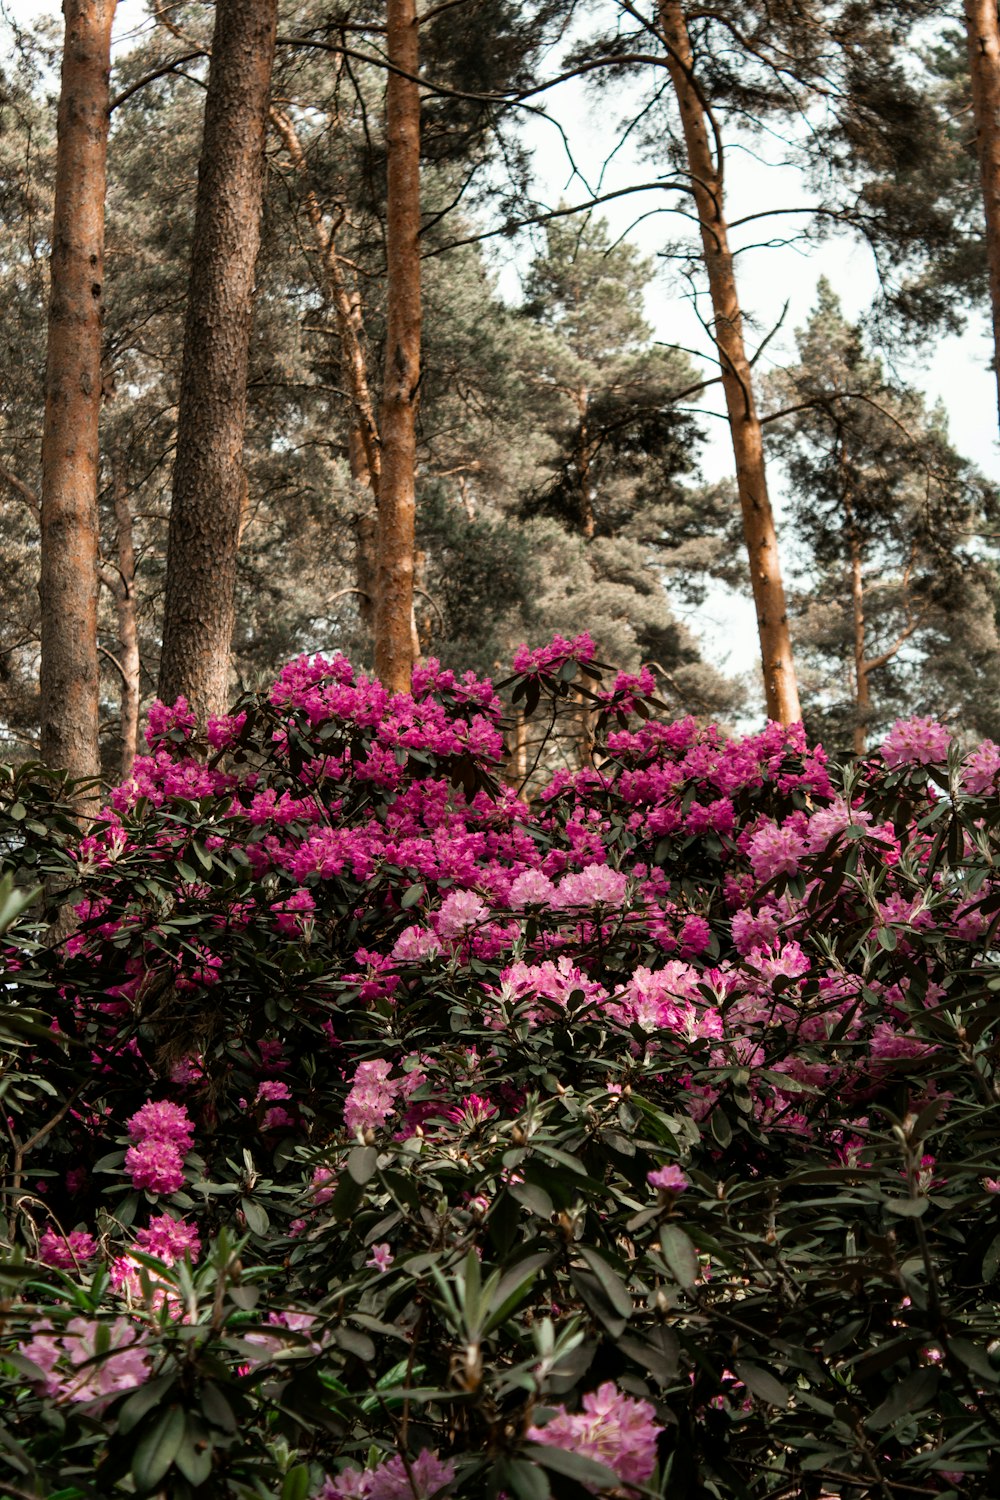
[375,0,422,694]
[157,0,278,721]
[39,0,116,796]
[658,0,801,725]
[111,454,140,779]
[270,107,381,631]
[848,524,870,756]
[964,0,1000,429]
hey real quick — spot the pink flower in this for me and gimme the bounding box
[366,1243,394,1271]
[21,1316,151,1407]
[556,863,628,909]
[962,739,1000,796]
[256,1079,292,1103]
[391,925,444,963]
[345,1058,400,1136]
[747,822,807,883]
[527,1382,662,1487]
[38,1229,98,1269]
[320,1450,456,1500]
[881,717,951,769]
[133,1213,201,1265]
[507,868,558,908]
[648,1164,689,1194]
[436,889,489,940]
[312,1166,337,1205]
[126,1100,194,1152]
[125,1139,186,1195]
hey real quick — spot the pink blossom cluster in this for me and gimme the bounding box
[343,1058,426,1137]
[320,1450,456,1500]
[880,716,952,769]
[527,1382,663,1487]
[511,632,596,675]
[124,1100,194,1195]
[21,1316,151,1406]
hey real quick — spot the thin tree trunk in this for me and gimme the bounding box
[111,454,140,779]
[658,0,800,725]
[375,0,422,694]
[39,0,117,797]
[270,107,381,631]
[848,525,869,756]
[964,0,1000,429]
[157,0,278,721]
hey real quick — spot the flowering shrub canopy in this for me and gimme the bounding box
[2,639,1000,1497]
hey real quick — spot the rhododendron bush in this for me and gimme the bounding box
[2,637,1000,1497]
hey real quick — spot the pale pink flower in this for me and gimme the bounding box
[366,1243,394,1271]
[556,863,628,909]
[508,868,558,908]
[391,925,444,963]
[22,1316,151,1407]
[320,1450,456,1500]
[881,717,951,769]
[435,889,489,939]
[962,740,1000,796]
[344,1058,399,1136]
[527,1382,662,1487]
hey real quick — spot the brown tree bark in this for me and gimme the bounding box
[270,107,381,631]
[157,0,278,722]
[39,0,117,795]
[848,523,870,756]
[964,0,1000,430]
[375,0,422,694]
[100,454,140,781]
[658,0,801,725]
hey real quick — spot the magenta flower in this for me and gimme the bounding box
[125,1139,185,1195]
[38,1229,98,1269]
[126,1100,194,1152]
[133,1213,201,1265]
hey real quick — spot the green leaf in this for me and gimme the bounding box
[577,1247,632,1321]
[504,1458,551,1500]
[400,883,425,909]
[984,1233,1000,1283]
[877,926,897,951]
[509,1179,554,1219]
[867,1366,940,1429]
[522,1442,619,1490]
[132,1404,185,1492]
[117,1374,177,1436]
[174,1419,213,1487]
[735,1361,789,1409]
[883,1195,929,1218]
[241,1197,269,1235]
[347,1145,379,1185]
[659,1225,699,1289]
[281,1464,312,1500]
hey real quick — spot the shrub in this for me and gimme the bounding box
[1,638,1000,1498]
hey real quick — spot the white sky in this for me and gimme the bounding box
[6,0,999,696]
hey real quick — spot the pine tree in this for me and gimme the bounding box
[157,0,278,721]
[38,0,117,795]
[766,281,1000,748]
